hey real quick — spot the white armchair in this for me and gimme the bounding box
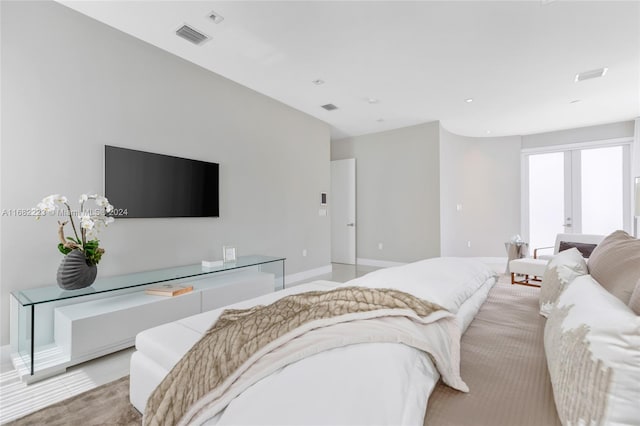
[532,233,605,261]
[509,233,605,286]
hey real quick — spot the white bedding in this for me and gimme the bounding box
[341,257,496,313]
[131,257,497,425]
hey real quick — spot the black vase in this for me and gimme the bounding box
[56,249,97,290]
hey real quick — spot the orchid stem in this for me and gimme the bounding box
[65,203,81,245]
[80,200,86,246]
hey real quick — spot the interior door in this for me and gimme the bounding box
[331,159,356,264]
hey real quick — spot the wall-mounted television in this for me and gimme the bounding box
[105,145,219,218]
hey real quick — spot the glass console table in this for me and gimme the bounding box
[10,255,285,381]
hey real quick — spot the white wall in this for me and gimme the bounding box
[0,1,331,345]
[439,126,522,257]
[331,122,441,262]
[521,121,635,149]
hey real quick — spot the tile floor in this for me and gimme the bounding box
[0,263,379,424]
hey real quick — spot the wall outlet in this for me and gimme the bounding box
[302,249,307,257]
[467,241,472,248]
[378,242,383,250]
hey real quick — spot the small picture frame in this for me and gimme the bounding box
[223,246,237,263]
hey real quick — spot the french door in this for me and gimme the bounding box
[523,143,631,251]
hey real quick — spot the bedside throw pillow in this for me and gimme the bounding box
[539,248,588,318]
[558,241,598,258]
[544,275,640,426]
[629,279,640,315]
[588,230,640,304]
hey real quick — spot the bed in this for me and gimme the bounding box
[130,257,497,424]
[130,238,640,425]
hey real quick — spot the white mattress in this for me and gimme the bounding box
[131,259,498,423]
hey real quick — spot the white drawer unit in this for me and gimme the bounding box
[10,255,285,383]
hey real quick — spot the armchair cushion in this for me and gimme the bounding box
[552,233,604,254]
[558,241,598,258]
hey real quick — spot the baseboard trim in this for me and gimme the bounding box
[285,264,333,286]
[357,258,407,268]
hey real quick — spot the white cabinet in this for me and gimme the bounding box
[52,270,273,368]
[10,255,284,383]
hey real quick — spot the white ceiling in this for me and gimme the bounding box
[58,1,640,139]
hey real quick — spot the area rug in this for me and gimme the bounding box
[6,376,142,426]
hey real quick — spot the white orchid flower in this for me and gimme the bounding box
[95,196,110,208]
[42,194,56,205]
[37,197,56,212]
[106,204,114,213]
[80,213,94,230]
[37,201,53,213]
[79,194,88,203]
[56,195,68,204]
[105,216,115,225]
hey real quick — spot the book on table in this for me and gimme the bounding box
[144,284,193,297]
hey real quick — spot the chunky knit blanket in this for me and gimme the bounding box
[143,286,467,426]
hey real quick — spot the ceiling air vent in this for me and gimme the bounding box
[176,25,209,45]
[575,67,608,82]
[321,103,338,111]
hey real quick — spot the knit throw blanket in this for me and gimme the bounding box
[143,286,467,426]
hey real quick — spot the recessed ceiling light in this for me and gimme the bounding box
[312,79,325,85]
[570,99,582,104]
[486,130,492,135]
[321,103,338,111]
[367,98,379,104]
[465,98,474,103]
[575,67,608,82]
[209,10,224,24]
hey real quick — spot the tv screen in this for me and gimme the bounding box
[104,145,219,218]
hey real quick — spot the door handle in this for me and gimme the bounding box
[347,223,355,227]
[563,223,572,227]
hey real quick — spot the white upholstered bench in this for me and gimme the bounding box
[509,258,548,286]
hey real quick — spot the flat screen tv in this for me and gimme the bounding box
[105,145,219,218]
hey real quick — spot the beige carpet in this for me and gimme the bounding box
[6,376,141,426]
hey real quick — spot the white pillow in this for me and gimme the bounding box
[539,247,588,318]
[544,275,640,426]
